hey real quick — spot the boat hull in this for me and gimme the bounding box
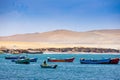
[5,56,26,59]
[40,64,57,68]
[47,57,75,62]
[12,58,38,62]
[80,58,119,64]
[109,58,119,64]
[29,58,38,62]
[15,59,30,64]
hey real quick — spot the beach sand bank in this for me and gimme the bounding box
[0,41,120,50]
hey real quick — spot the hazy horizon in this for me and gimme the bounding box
[0,0,120,36]
[0,28,120,37]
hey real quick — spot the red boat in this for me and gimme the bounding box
[47,57,75,62]
[110,58,119,64]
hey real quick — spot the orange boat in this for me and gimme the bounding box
[47,57,75,62]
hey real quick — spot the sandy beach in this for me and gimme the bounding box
[0,41,119,50]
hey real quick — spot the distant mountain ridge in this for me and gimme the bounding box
[0,29,120,44]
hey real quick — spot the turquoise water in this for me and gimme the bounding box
[0,53,120,80]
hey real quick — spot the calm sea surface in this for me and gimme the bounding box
[0,53,120,80]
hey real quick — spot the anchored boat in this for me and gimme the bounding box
[5,56,26,59]
[29,58,38,62]
[15,58,30,64]
[80,58,119,64]
[40,64,57,68]
[12,58,38,62]
[109,58,119,64]
[47,57,75,62]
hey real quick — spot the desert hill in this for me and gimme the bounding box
[0,29,120,49]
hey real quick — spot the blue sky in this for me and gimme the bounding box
[0,0,120,36]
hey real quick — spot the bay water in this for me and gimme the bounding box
[0,53,120,80]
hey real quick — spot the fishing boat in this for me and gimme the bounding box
[27,50,43,54]
[47,57,75,62]
[80,58,119,64]
[15,58,30,64]
[29,58,38,62]
[12,58,38,62]
[110,58,119,64]
[40,64,57,68]
[5,56,26,59]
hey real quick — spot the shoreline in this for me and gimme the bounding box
[2,52,120,55]
[0,47,120,54]
[43,52,120,55]
[0,42,120,54]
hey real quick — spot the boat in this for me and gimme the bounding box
[29,58,38,62]
[27,50,43,54]
[80,58,119,64]
[40,64,57,68]
[47,57,75,62]
[12,58,38,62]
[5,56,26,59]
[80,58,110,64]
[15,58,30,64]
[109,58,119,64]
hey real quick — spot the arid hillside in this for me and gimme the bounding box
[0,29,120,49]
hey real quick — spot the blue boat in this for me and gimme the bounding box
[5,56,26,59]
[29,58,38,62]
[80,58,111,64]
[12,58,38,62]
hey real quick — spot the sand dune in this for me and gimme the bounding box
[0,29,120,49]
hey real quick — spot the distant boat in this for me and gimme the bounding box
[40,64,57,69]
[47,57,75,62]
[109,58,119,64]
[29,58,38,62]
[80,58,119,64]
[12,58,38,62]
[15,58,30,64]
[5,56,26,59]
[27,50,43,54]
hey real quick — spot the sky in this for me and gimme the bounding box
[0,0,120,36]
